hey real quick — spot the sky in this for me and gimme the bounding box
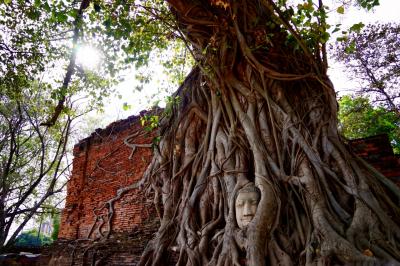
[80,0,400,130]
[326,0,400,95]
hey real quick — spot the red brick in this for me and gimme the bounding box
[59,113,157,240]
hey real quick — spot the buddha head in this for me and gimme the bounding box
[235,182,261,229]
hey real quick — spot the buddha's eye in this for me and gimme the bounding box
[236,201,244,207]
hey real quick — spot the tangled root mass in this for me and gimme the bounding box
[137,0,400,265]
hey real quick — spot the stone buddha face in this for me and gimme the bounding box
[235,183,260,229]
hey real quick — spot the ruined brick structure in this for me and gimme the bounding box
[41,112,160,266]
[349,134,400,186]
[41,115,400,265]
[58,112,157,240]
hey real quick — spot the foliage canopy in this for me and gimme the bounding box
[333,23,400,117]
[14,229,53,248]
[338,95,400,153]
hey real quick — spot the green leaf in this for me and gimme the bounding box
[349,22,365,33]
[344,41,356,54]
[320,32,330,44]
[27,10,41,20]
[56,13,68,23]
[43,3,51,12]
[103,19,111,28]
[336,36,348,42]
[94,3,101,12]
[68,9,78,18]
[358,0,380,10]
[122,102,131,111]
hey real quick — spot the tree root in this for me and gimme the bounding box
[134,0,400,265]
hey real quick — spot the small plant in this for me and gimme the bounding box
[140,114,159,132]
[163,95,181,117]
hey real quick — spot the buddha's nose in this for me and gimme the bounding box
[243,202,253,216]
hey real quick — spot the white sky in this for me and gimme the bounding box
[327,0,400,95]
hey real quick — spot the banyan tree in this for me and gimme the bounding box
[126,0,400,265]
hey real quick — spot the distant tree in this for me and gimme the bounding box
[14,229,52,248]
[0,84,74,250]
[338,95,400,153]
[333,23,400,118]
[51,213,60,241]
[0,0,113,250]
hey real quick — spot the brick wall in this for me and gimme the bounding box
[41,222,159,266]
[349,134,400,186]
[59,112,157,240]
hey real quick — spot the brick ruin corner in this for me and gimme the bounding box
[41,111,161,266]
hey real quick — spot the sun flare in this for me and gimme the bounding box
[76,45,101,69]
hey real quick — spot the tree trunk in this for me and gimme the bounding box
[139,0,400,265]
